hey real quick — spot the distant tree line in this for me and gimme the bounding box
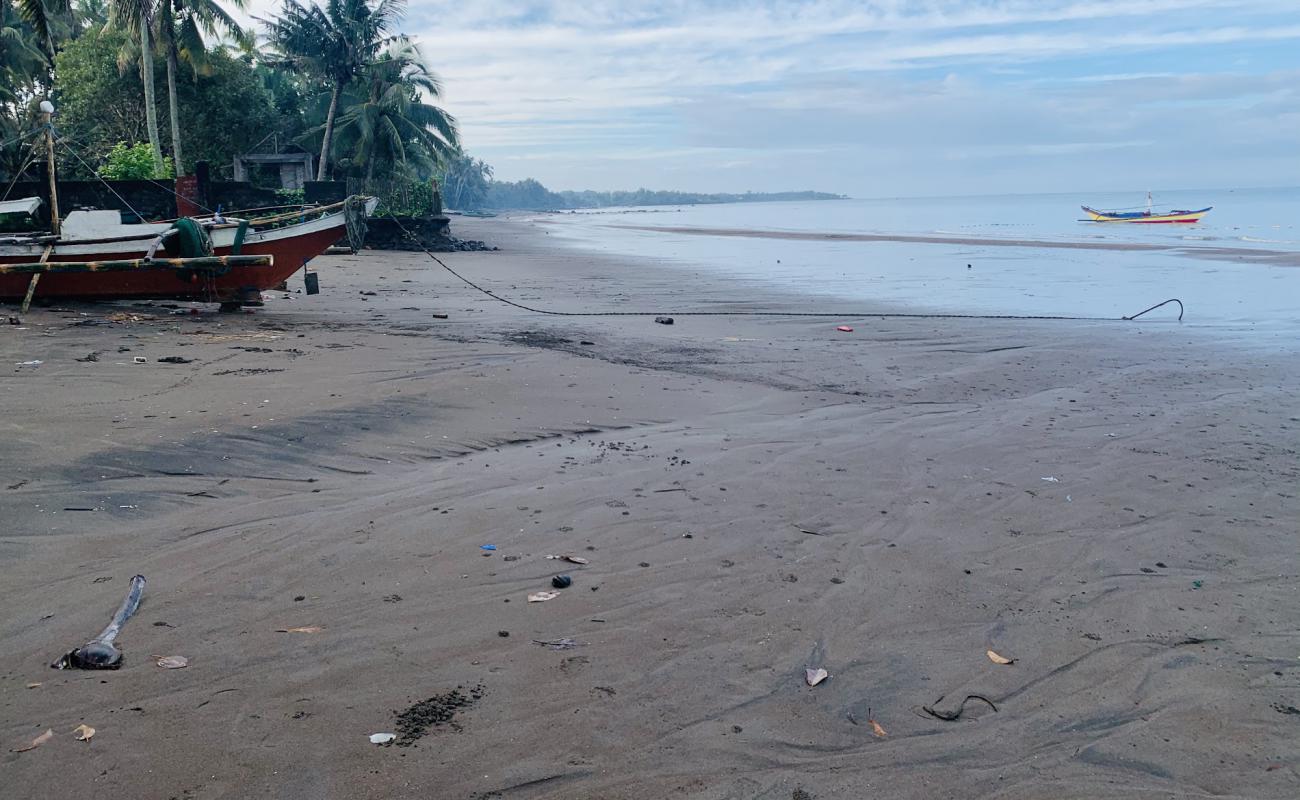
[435,170,845,212]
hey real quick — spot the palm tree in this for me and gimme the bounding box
[107,0,163,173]
[4,0,68,58]
[331,42,457,188]
[261,0,405,181]
[154,0,247,175]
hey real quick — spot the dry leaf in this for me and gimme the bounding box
[805,667,829,686]
[527,591,560,603]
[868,718,887,738]
[14,729,53,752]
[73,724,95,742]
[276,626,324,634]
[155,655,189,669]
[987,649,1016,665]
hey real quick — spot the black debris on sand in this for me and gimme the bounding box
[392,684,484,746]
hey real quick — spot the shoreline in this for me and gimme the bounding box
[606,222,1300,267]
[2,216,1297,799]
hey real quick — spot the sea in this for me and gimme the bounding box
[531,187,1300,342]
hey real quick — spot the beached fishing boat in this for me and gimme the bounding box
[0,102,375,308]
[1081,192,1211,224]
[0,196,374,306]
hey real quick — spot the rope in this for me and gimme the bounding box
[55,135,148,223]
[384,213,1185,323]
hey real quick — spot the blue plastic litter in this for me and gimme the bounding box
[481,544,497,551]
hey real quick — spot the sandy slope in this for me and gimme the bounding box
[1,216,1297,799]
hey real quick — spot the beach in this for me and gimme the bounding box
[2,215,1298,799]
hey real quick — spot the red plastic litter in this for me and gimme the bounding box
[836,325,854,332]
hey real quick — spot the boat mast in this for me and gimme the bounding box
[1145,191,1152,216]
[40,100,60,236]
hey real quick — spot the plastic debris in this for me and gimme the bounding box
[14,729,54,752]
[551,574,573,589]
[654,316,674,325]
[527,591,559,603]
[17,360,43,366]
[805,667,829,686]
[73,724,95,742]
[132,357,147,364]
[546,555,589,565]
[480,544,497,551]
[51,574,145,670]
[154,655,189,669]
[986,649,1016,665]
[369,732,396,745]
[1040,476,1060,483]
[532,638,582,650]
[836,326,853,332]
[276,626,324,634]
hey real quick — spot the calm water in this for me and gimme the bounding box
[534,188,1300,342]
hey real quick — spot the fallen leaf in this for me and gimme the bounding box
[527,591,560,603]
[276,626,324,634]
[868,718,887,738]
[987,649,1016,665]
[73,724,95,742]
[14,729,53,752]
[805,667,829,686]
[155,655,189,669]
[369,732,396,745]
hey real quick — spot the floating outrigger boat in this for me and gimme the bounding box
[0,103,374,310]
[1081,192,1211,224]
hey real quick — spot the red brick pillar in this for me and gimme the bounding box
[175,175,202,218]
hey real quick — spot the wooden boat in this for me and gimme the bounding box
[1081,192,1211,224]
[0,197,375,305]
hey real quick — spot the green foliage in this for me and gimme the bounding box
[55,27,276,179]
[99,140,174,178]
[330,42,457,187]
[274,187,305,205]
[482,179,847,211]
[437,152,492,210]
[371,177,432,216]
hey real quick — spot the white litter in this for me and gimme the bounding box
[1040,476,1060,483]
[369,732,396,744]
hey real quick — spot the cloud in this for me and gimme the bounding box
[238,0,1300,194]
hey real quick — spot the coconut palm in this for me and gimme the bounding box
[331,42,456,188]
[107,0,163,172]
[4,0,68,58]
[154,0,248,174]
[261,0,405,181]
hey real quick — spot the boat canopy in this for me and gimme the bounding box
[0,196,41,217]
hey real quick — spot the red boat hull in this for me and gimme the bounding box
[0,224,341,302]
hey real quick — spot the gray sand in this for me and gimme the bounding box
[1,216,1297,798]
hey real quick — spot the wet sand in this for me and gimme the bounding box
[611,222,1300,266]
[2,216,1298,799]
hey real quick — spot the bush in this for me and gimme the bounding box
[99,142,174,180]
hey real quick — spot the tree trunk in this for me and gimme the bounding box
[138,13,164,174]
[165,44,183,176]
[316,83,341,181]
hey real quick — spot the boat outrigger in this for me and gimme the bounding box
[1081,192,1211,224]
[0,101,374,311]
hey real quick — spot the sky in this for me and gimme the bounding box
[244,0,1300,197]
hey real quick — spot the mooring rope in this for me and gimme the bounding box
[386,213,1184,323]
